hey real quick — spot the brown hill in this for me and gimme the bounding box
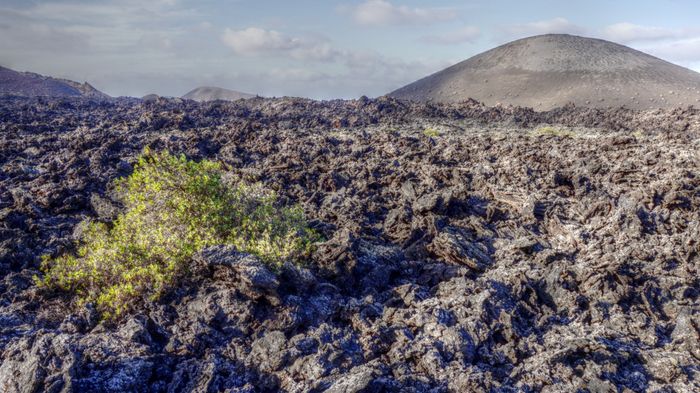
[390,34,700,110]
[0,66,109,99]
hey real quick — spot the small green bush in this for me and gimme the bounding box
[38,149,319,319]
[423,127,441,137]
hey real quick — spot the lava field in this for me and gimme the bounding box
[0,96,699,392]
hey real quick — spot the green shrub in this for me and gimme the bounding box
[38,148,319,319]
[423,127,441,137]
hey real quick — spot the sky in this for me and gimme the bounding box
[1,0,700,98]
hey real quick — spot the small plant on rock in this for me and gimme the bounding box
[423,127,441,137]
[631,129,644,139]
[37,148,319,319]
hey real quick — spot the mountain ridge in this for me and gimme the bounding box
[0,66,109,99]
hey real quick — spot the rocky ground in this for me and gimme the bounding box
[0,96,699,392]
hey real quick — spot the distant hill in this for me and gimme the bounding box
[182,86,255,102]
[390,34,700,110]
[0,66,109,99]
[141,94,161,102]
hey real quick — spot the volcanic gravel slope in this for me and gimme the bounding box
[390,34,700,110]
[0,96,699,392]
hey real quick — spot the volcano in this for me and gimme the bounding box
[390,34,700,110]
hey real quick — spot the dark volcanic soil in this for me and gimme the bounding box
[0,96,699,392]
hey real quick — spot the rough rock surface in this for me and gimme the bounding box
[0,95,699,392]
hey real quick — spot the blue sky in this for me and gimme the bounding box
[2,0,700,98]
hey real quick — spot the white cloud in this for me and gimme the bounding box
[595,23,700,65]
[221,27,301,54]
[602,23,680,43]
[0,9,91,53]
[0,0,221,95]
[218,26,447,98]
[346,0,456,26]
[0,0,459,98]
[0,1,199,57]
[501,17,585,39]
[221,27,341,62]
[420,26,481,45]
[14,1,195,28]
[642,38,700,62]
